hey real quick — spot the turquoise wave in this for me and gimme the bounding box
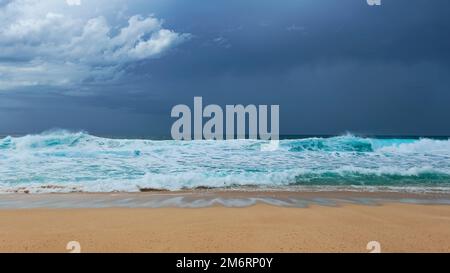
[1,130,450,193]
[285,136,416,152]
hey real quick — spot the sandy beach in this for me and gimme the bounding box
[1,198,449,253]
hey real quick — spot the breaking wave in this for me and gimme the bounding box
[1,130,450,193]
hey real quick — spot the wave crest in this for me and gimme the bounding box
[1,131,450,193]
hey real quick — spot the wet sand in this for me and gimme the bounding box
[1,190,449,208]
[0,192,450,253]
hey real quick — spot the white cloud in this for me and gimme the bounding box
[212,36,231,48]
[66,0,81,6]
[0,0,190,90]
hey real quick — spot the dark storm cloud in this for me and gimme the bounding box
[1,0,450,136]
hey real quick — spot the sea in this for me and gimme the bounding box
[1,130,450,193]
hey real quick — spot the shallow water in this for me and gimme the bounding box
[0,191,449,208]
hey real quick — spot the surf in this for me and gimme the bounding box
[1,130,450,193]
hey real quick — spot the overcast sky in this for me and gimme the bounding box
[0,0,449,137]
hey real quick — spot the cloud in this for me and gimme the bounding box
[286,24,305,32]
[0,0,190,90]
[212,36,231,48]
[66,0,81,6]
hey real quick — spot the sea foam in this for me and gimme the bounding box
[1,130,450,193]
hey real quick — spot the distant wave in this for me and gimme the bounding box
[1,130,450,193]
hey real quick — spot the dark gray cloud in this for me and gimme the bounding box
[1,0,450,136]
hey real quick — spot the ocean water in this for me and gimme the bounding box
[1,130,450,193]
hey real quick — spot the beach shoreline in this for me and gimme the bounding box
[0,191,450,253]
[1,203,449,253]
[0,190,449,208]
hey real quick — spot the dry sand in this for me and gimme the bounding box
[1,203,450,253]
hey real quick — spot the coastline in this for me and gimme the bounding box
[1,190,450,208]
[0,191,449,253]
[1,202,449,253]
